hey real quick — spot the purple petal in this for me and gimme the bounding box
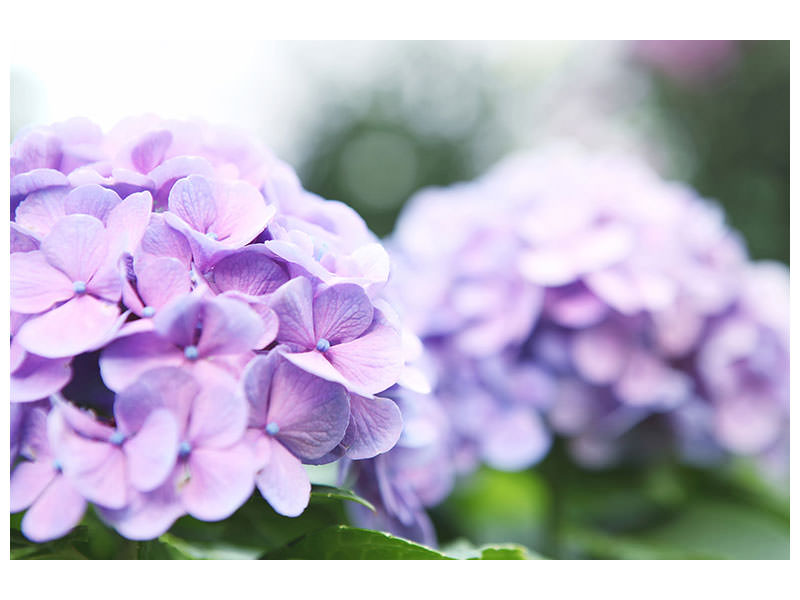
[100,331,184,392]
[63,184,122,223]
[481,407,551,471]
[114,366,198,435]
[11,352,72,403]
[167,174,217,232]
[265,358,350,459]
[253,435,310,517]
[268,277,316,349]
[570,322,630,385]
[124,409,180,492]
[11,461,56,512]
[325,315,404,394]
[99,482,184,541]
[139,213,193,265]
[195,296,266,357]
[312,283,374,344]
[105,190,154,258]
[544,283,609,328]
[242,353,279,427]
[204,179,275,246]
[182,443,255,521]
[10,251,74,314]
[11,168,69,198]
[341,395,402,460]
[14,186,70,236]
[210,246,289,296]
[10,222,41,252]
[21,475,86,543]
[187,374,247,448]
[131,129,173,173]
[149,156,215,207]
[152,292,204,348]
[40,214,109,283]
[16,295,121,359]
[133,256,192,316]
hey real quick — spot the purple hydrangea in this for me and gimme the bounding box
[350,147,789,542]
[10,116,411,542]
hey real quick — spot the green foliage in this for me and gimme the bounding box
[310,484,376,512]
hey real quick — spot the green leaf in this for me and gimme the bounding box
[261,525,452,560]
[474,545,539,560]
[310,484,376,512]
[137,535,198,560]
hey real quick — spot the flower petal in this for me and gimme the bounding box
[182,443,255,521]
[312,283,374,344]
[195,296,266,357]
[10,461,56,512]
[124,409,180,492]
[10,250,74,314]
[63,184,122,223]
[341,395,403,460]
[210,246,289,296]
[187,375,247,448]
[21,475,87,543]
[268,277,316,349]
[16,295,121,359]
[254,436,310,517]
[11,352,72,403]
[99,331,184,392]
[40,214,109,283]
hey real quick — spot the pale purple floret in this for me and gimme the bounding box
[100,367,255,538]
[163,174,276,270]
[242,352,350,516]
[99,291,268,392]
[11,406,88,543]
[269,277,404,395]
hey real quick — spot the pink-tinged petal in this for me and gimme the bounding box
[11,222,41,252]
[10,168,69,198]
[208,179,275,246]
[50,415,127,508]
[124,409,180,492]
[16,295,121,359]
[266,358,350,459]
[269,277,316,349]
[140,213,193,265]
[14,186,70,237]
[264,237,333,282]
[246,303,279,349]
[518,248,578,287]
[40,214,109,283]
[167,174,218,232]
[50,396,114,439]
[11,461,56,512]
[11,353,72,403]
[242,353,280,427]
[713,394,785,455]
[325,315,404,394]
[105,190,154,258]
[254,436,310,517]
[135,256,192,314]
[87,261,123,303]
[613,352,690,409]
[99,482,184,541]
[10,337,27,372]
[114,367,198,435]
[164,213,234,269]
[152,292,204,348]
[481,408,551,471]
[10,251,74,314]
[182,443,255,521]
[149,156,215,207]
[584,267,643,315]
[63,184,121,223]
[570,322,630,385]
[210,246,289,295]
[544,284,609,328]
[21,475,87,543]
[342,395,402,460]
[100,331,184,392]
[312,283,374,344]
[282,350,352,389]
[187,376,247,448]
[131,129,173,173]
[196,295,266,357]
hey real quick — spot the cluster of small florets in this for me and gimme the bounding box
[349,147,789,543]
[10,117,409,542]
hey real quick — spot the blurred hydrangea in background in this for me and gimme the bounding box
[10,40,789,560]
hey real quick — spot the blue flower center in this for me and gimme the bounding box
[142,306,155,317]
[52,459,62,472]
[178,441,192,458]
[316,338,331,352]
[73,281,87,294]
[265,422,280,436]
[184,345,199,360]
[206,231,219,240]
[109,431,126,446]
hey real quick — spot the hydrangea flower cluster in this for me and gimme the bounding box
[347,147,789,544]
[10,116,409,542]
